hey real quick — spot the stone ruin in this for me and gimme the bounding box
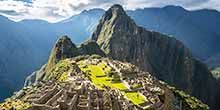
[13,67,138,110]
[8,58,168,110]
[104,59,165,110]
[19,81,113,110]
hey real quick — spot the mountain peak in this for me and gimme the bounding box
[163,5,185,10]
[92,4,136,44]
[56,35,73,45]
[111,4,123,9]
[108,4,125,15]
[101,4,128,22]
[45,36,106,73]
[45,35,78,72]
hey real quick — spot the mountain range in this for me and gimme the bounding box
[0,10,103,100]
[0,5,220,105]
[0,5,211,109]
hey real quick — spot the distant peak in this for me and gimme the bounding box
[111,4,123,9]
[163,5,186,11]
[81,8,104,14]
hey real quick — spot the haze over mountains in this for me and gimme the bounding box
[0,10,103,100]
[0,5,220,103]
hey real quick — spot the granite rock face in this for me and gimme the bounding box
[92,4,220,110]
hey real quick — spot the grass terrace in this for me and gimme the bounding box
[169,86,209,110]
[123,91,147,105]
[77,59,147,106]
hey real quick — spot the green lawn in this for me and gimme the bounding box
[77,60,146,105]
[123,92,147,105]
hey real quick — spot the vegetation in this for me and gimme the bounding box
[90,54,102,59]
[44,60,70,82]
[58,72,68,82]
[123,92,147,105]
[73,55,89,62]
[78,60,147,105]
[0,99,31,110]
[45,36,78,73]
[78,40,106,57]
[170,87,209,110]
[78,60,126,90]
[131,83,142,89]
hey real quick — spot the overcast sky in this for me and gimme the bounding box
[0,0,219,22]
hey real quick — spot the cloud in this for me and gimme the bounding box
[187,0,220,10]
[14,0,32,3]
[0,0,219,22]
[0,10,21,15]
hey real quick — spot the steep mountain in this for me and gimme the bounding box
[0,36,208,110]
[45,36,79,72]
[1,5,220,102]
[127,6,220,67]
[31,36,106,83]
[92,4,220,110]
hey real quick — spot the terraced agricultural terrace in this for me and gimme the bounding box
[77,59,148,106]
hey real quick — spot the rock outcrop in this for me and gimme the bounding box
[92,4,220,110]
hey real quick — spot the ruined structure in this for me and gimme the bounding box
[0,57,208,110]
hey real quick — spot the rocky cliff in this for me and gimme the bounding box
[92,4,220,110]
